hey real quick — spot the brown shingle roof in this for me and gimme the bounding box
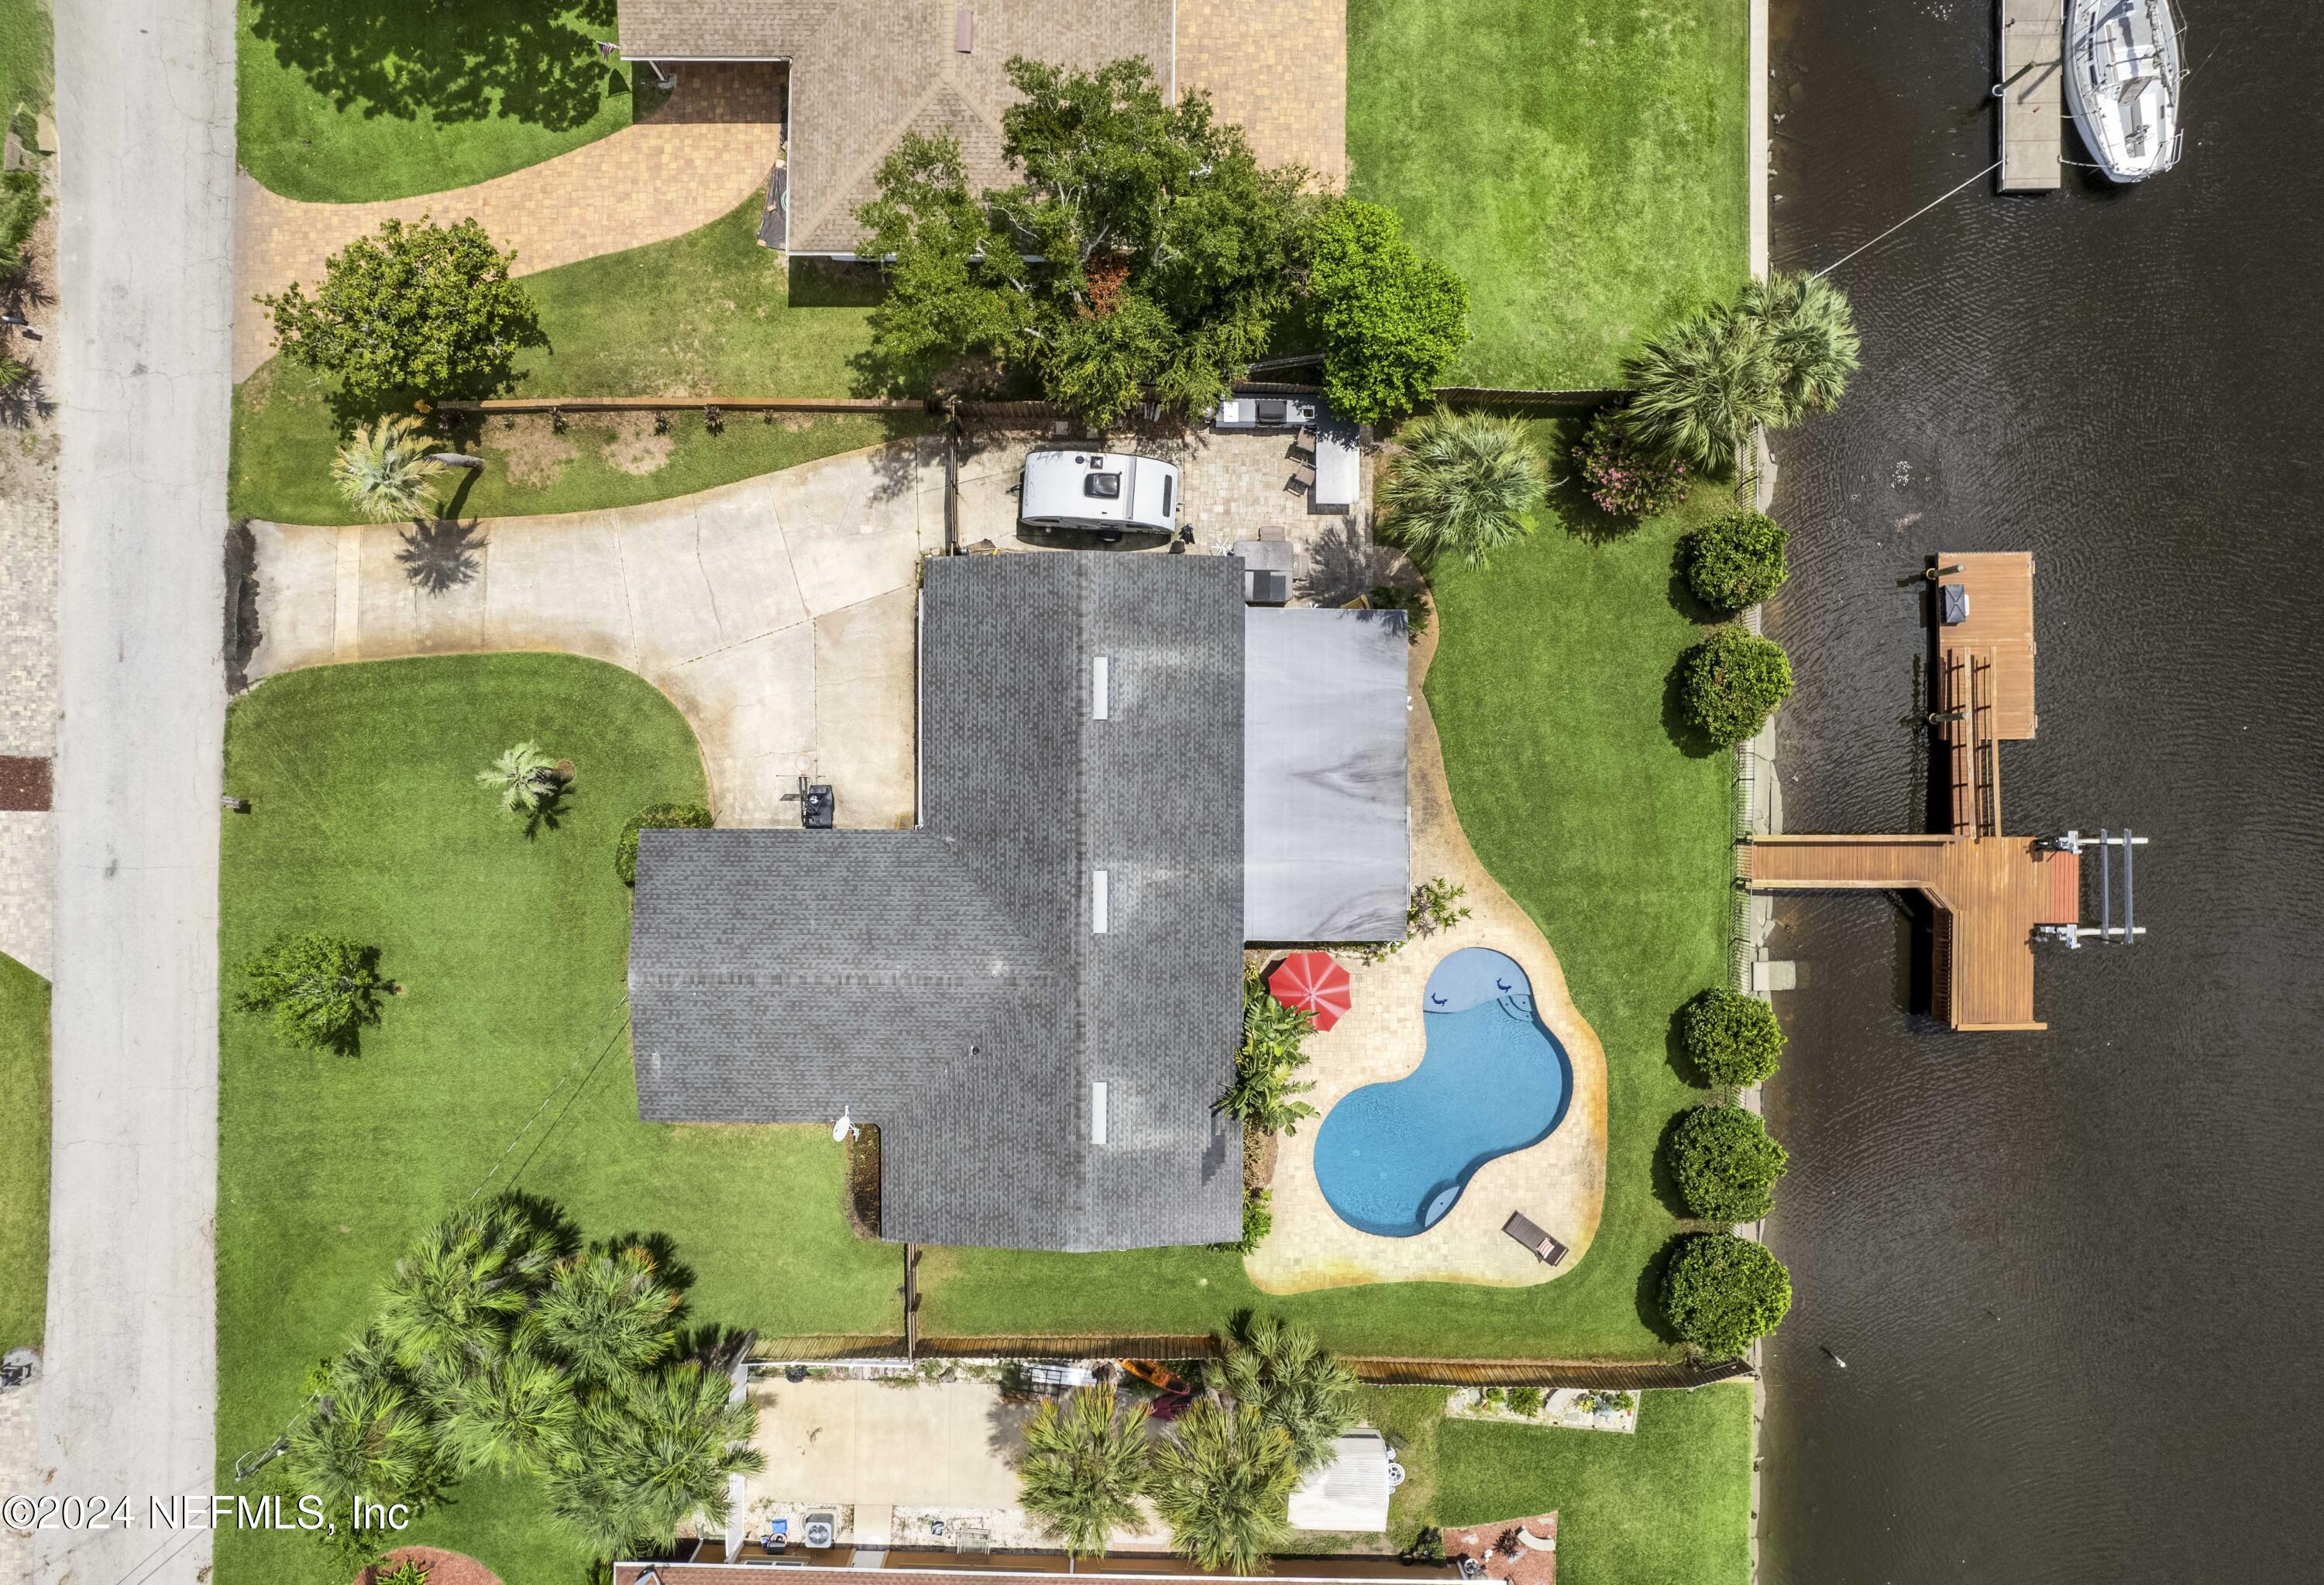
[617,1,1177,254]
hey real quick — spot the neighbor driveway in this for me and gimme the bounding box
[246,444,944,827]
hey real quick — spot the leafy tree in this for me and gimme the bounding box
[235,930,390,1054]
[1147,1398,1298,1574]
[333,414,451,523]
[1683,511,1790,611]
[548,1361,763,1557]
[1219,974,1318,1136]
[478,741,564,817]
[258,215,545,409]
[282,1362,443,1525]
[1676,627,1793,748]
[1378,408,1548,569]
[1570,407,1690,520]
[1660,1232,1793,1358]
[1736,270,1860,421]
[616,801,716,885]
[1214,1313,1356,1475]
[1669,1104,1789,1224]
[1017,1386,1152,1559]
[856,58,1303,423]
[429,1347,576,1477]
[377,1196,562,1386]
[1624,305,1784,472]
[1679,987,1785,1088]
[526,1243,682,1387]
[1300,198,1469,425]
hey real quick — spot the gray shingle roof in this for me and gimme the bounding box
[616,1,1177,256]
[629,553,1246,1251]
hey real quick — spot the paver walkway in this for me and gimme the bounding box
[1246,606,1610,1295]
[246,442,936,828]
[232,64,782,381]
[1177,0,1348,186]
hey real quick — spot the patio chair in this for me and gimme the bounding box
[1287,462,1317,494]
[1292,425,1318,458]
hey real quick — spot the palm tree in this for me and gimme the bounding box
[1215,1313,1356,1475]
[332,414,450,523]
[283,1366,440,1517]
[1734,271,1860,421]
[525,1243,682,1385]
[1377,408,1548,570]
[1623,308,1785,472]
[1147,1398,1298,1575]
[1018,1386,1152,1559]
[430,1346,577,1477]
[377,1197,561,1386]
[476,741,564,817]
[548,1360,764,1557]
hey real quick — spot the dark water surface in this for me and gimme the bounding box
[1758,3,2324,1580]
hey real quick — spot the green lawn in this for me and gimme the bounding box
[920,445,1733,1359]
[231,200,927,524]
[1348,0,1749,386]
[237,0,637,202]
[0,952,49,1353]
[1,0,50,125]
[215,655,900,1585]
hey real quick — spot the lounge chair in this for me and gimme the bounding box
[1502,1211,1568,1265]
[1288,462,1317,494]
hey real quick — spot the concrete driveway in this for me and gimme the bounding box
[246,444,942,827]
[41,3,234,1584]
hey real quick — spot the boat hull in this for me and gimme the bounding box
[2064,0,2185,181]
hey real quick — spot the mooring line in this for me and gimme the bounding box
[1813,160,2004,278]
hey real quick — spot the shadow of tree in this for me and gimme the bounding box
[0,364,51,428]
[1661,652,1725,759]
[1634,1234,1686,1346]
[1298,518,1381,607]
[397,518,489,593]
[1652,1107,1700,1220]
[246,0,624,132]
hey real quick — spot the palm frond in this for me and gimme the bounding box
[332,414,450,523]
[1377,408,1548,570]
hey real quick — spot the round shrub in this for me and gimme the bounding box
[1680,986,1784,1088]
[1571,407,1690,520]
[614,802,715,885]
[1678,627,1793,748]
[1682,511,1790,610]
[1660,1232,1792,1358]
[1669,1105,1789,1224]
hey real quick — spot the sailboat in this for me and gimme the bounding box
[2064,0,2185,181]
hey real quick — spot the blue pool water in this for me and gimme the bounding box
[1312,947,1572,1237]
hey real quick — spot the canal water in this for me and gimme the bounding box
[1759,2,2324,1580]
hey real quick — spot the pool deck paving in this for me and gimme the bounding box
[1245,609,1608,1294]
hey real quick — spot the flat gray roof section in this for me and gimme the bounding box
[629,553,1244,1252]
[1243,607,1410,942]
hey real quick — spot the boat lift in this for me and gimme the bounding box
[2037,828,2150,946]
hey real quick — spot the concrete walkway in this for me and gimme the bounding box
[246,443,941,827]
[40,3,234,1583]
[232,64,782,381]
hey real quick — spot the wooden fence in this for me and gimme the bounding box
[426,385,1634,424]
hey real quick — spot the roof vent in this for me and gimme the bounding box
[1092,868,1109,933]
[1091,1081,1109,1145]
[1092,655,1110,720]
[955,8,975,53]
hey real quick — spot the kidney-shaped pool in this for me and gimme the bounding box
[1312,947,1573,1237]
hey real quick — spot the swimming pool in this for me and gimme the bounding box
[1312,947,1572,1237]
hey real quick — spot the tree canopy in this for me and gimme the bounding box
[1679,986,1786,1088]
[1683,510,1791,611]
[1300,198,1470,424]
[857,57,1303,425]
[259,215,545,411]
[1669,1104,1790,1225]
[1017,1386,1153,1559]
[1377,408,1548,569]
[1676,627,1794,748]
[234,930,391,1054]
[1660,1232,1793,1359]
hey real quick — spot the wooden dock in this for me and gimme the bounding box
[1934,552,2037,836]
[1999,2,2064,192]
[1746,836,2080,1030]
[1747,548,2079,1030]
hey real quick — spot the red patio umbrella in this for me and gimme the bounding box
[1268,951,1353,1033]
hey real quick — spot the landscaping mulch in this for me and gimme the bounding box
[361,1546,504,1585]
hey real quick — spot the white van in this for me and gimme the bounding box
[1019,450,1181,538]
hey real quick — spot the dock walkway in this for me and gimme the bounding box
[2000,3,2064,191]
[1746,551,2076,1030]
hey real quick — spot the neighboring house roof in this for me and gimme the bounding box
[1243,607,1410,941]
[616,0,1177,255]
[628,552,1246,1252]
